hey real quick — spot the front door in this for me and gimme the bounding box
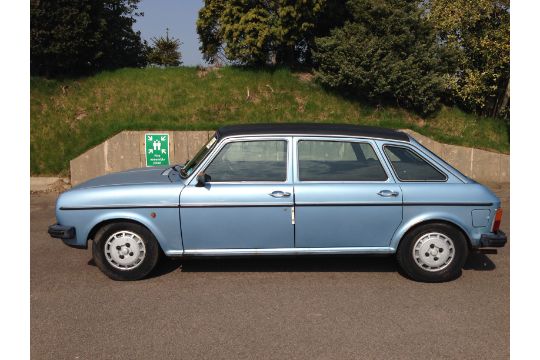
[293,138,403,248]
[180,137,294,250]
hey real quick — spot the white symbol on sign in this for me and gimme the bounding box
[162,149,167,154]
[148,149,153,154]
[153,140,161,151]
[147,136,152,141]
[161,136,166,141]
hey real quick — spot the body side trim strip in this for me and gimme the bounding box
[61,202,492,210]
[295,202,492,207]
[60,204,179,210]
[296,202,400,207]
[403,202,493,207]
[167,247,396,257]
[180,202,292,208]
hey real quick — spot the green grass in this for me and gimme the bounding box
[31,66,509,175]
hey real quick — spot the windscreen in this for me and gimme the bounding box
[180,136,217,178]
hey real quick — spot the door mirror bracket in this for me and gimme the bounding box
[196,172,207,187]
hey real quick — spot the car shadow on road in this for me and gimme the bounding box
[464,251,497,271]
[87,257,184,279]
[89,252,495,278]
[165,252,496,274]
[168,255,398,273]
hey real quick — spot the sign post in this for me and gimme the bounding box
[145,133,170,167]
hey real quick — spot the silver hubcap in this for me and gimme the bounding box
[104,231,146,270]
[412,232,455,272]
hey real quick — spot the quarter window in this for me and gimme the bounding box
[383,146,447,181]
[205,140,287,182]
[297,140,388,181]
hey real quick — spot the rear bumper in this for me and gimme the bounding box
[478,231,507,248]
[48,224,76,240]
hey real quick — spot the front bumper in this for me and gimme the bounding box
[478,230,507,248]
[48,224,76,240]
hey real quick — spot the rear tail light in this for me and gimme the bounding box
[492,208,503,232]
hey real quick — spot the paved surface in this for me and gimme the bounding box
[31,185,509,359]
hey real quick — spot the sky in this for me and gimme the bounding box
[133,0,205,66]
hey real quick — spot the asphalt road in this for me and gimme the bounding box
[31,185,509,360]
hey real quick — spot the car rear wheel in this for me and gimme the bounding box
[92,222,160,281]
[396,223,468,282]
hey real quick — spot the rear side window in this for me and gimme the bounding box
[205,140,287,182]
[297,140,388,181]
[383,146,447,181]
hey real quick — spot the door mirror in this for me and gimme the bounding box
[196,172,207,187]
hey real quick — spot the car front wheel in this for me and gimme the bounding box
[396,223,469,282]
[92,222,160,281]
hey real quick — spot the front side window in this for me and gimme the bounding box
[204,140,287,182]
[383,145,447,181]
[297,140,388,181]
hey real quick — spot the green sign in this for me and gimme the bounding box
[145,133,169,166]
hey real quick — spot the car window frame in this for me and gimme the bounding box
[189,136,292,185]
[293,137,392,184]
[382,144,449,183]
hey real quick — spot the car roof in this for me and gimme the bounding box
[216,123,410,142]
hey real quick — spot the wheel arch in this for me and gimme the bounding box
[87,218,164,253]
[393,218,472,251]
[88,218,143,241]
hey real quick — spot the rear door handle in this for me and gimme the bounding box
[269,191,291,198]
[377,190,399,197]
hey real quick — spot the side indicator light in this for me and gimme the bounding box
[150,212,157,218]
[492,208,503,232]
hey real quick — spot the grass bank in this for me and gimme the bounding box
[31,67,509,175]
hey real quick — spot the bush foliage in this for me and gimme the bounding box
[197,0,345,66]
[147,30,183,67]
[313,0,452,116]
[31,0,510,118]
[197,0,509,118]
[31,0,148,77]
[428,0,510,117]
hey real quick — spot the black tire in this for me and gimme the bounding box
[92,222,160,281]
[396,223,469,283]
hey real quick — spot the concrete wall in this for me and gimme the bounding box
[70,130,509,185]
[70,130,214,185]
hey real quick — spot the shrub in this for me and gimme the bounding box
[313,0,452,116]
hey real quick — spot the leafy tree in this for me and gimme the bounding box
[427,0,510,117]
[196,0,344,66]
[313,0,452,116]
[197,0,226,64]
[147,29,183,66]
[31,0,148,77]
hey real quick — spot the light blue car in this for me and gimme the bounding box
[49,124,506,282]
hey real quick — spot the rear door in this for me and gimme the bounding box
[293,137,403,248]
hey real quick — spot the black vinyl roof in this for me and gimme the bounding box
[216,124,410,142]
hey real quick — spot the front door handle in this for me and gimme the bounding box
[377,190,399,197]
[269,191,291,198]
